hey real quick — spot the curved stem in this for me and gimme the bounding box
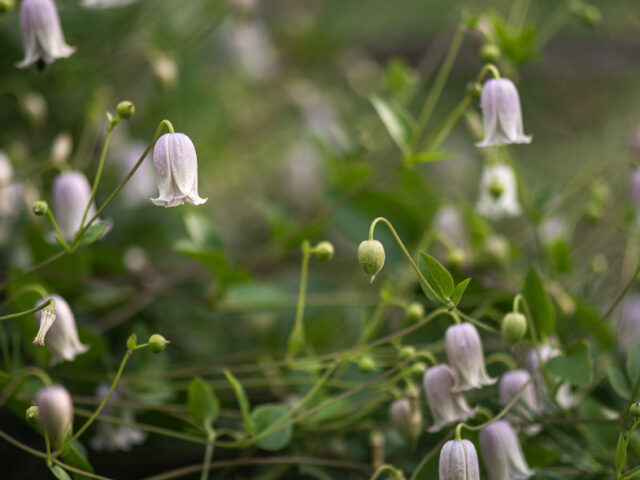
[0,301,51,323]
[485,352,518,371]
[46,209,70,252]
[287,241,311,356]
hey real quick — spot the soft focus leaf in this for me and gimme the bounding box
[547,341,592,387]
[187,377,219,428]
[452,278,471,306]
[250,404,292,451]
[418,252,454,300]
[369,95,414,155]
[522,267,556,340]
[50,466,72,480]
[223,369,255,434]
[78,224,106,246]
[616,434,627,474]
[608,366,631,399]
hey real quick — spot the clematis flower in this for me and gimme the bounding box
[151,133,207,207]
[445,323,496,391]
[477,78,531,147]
[439,439,480,480]
[90,383,146,451]
[479,420,534,480]
[524,344,577,411]
[423,364,477,432]
[389,397,423,445]
[34,295,89,365]
[34,384,73,446]
[52,170,98,241]
[476,164,522,220]
[17,0,75,69]
[498,370,537,422]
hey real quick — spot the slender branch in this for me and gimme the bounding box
[0,301,51,323]
[46,209,70,251]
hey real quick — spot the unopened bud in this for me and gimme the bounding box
[126,333,137,351]
[25,406,39,424]
[149,333,169,353]
[358,239,385,282]
[116,101,135,119]
[357,355,376,372]
[390,397,423,446]
[630,402,640,419]
[489,178,505,199]
[0,0,15,13]
[405,302,424,322]
[35,385,73,447]
[314,241,334,261]
[481,43,500,63]
[399,346,416,361]
[410,362,427,376]
[467,81,482,99]
[501,312,527,345]
[32,200,48,216]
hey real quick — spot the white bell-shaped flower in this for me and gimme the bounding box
[35,295,89,365]
[439,439,480,480]
[52,170,97,241]
[445,322,496,391]
[524,344,577,412]
[35,384,74,446]
[17,0,75,69]
[477,78,531,147]
[423,364,477,432]
[479,420,534,480]
[151,133,207,207]
[498,370,537,422]
[476,164,522,220]
[389,397,422,445]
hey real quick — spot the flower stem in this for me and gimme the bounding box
[200,428,216,480]
[287,241,312,357]
[0,300,52,323]
[46,208,71,251]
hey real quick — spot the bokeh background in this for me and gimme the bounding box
[1,0,640,478]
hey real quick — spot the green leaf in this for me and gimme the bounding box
[547,341,592,387]
[250,404,292,451]
[369,95,414,156]
[126,333,137,351]
[50,466,72,480]
[522,266,555,341]
[452,278,471,306]
[187,377,219,428]
[59,443,94,479]
[616,433,627,474]
[78,224,106,246]
[223,369,255,434]
[627,343,640,390]
[608,366,631,399]
[418,252,454,300]
[405,150,453,164]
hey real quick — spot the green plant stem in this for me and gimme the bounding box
[200,427,216,480]
[44,434,52,468]
[46,209,70,251]
[0,283,49,309]
[359,302,390,344]
[288,241,312,356]
[0,366,52,408]
[412,22,467,149]
[370,464,403,480]
[0,301,52,323]
[55,348,134,456]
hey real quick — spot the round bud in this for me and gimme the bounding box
[399,346,416,361]
[149,334,169,353]
[630,402,640,419]
[489,178,505,199]
[32,200,48,216]
[405,302,424,323]
[466,81,482,99]
[446,248,465,268]
[481,44,501,63]
[25,406,39,425]
[116,101,135,119]
[501,312,527,345]
[357,355,376,373]
[357,240,385,282]
[314,241,334,261]
[410,362,427,376]
[0,0,15,13]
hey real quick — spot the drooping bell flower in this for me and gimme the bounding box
[151,133,207,207]
[34,295,89,364]
[389,397,423,446]
[524,344,577,411]
[90,383,146,451]
[34,384,74,447]
[439,439,480,480]
[423,364,477,432]
[477,78,531,147]
[52,170,97,241]
[479,420,534,480]
[17,0,75,69]
[476,164,522,220]
[498,370,537,422]
[445,323,496,391]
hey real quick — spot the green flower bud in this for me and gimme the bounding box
[501,312,527,345]
[358,239,385,282]
[399,346,416,361]
[32,200,48,216]
[314,241,334,261]
[466,81,482,99]
[489,178,505,199]
[630,402,640,419]
[25,405,39,425]
[126,333,137,351]
[405,302,424,323]
[0,0,15,13]
[410,362,427,376]
[149,334,169,353]
[358,355,376,373]
[481,44,501,63]
[116,100,135,119]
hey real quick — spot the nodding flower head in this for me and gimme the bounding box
[479,420,533,480]
[445,322,496,391]
[439,439,480,480]
[357,239,385,282]
[34,295,89,365]
[477,78,531,147]
[389,397,423,445]
[33,301,56,346]
[52,170,97,241]
[34,384,73,447]
[476,164,522,220]
[17,0,75,69]
[423,364,477,432]
[151,133,207,208]
[498,370,537,422]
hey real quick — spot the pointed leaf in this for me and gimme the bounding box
[223,369,255,434]
[187,377,219,428]
[369,95,414,155]
[50,466,72,480]
[522,266,555,340]
[418,252,454,299]
[608,366,631,399]
[250,404,292,451]
[547,341,592,387]
[452,278,471,306]
[616,433,627,474]
[79,224,106,246]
